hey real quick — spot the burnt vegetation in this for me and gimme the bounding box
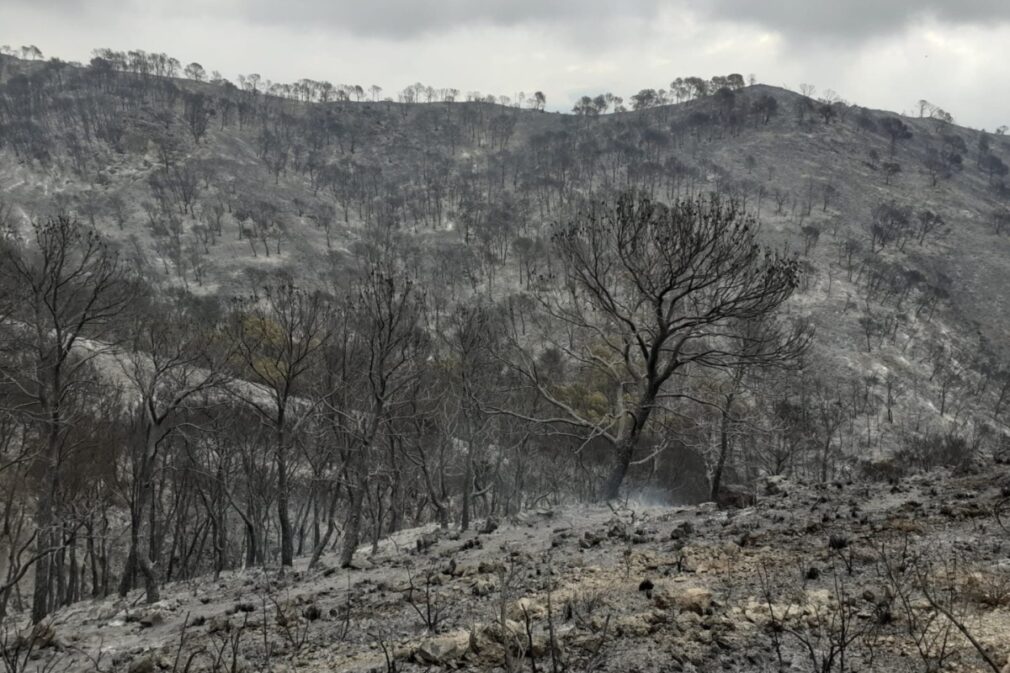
[0,46,1009,672]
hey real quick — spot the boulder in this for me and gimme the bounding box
[676,610,703,631]
[21,623,57,649]
[138,610,165,628]
[417,530,441,553]
[613,613,652,637]
[414,631,470,665]
[208,615,232,634]
[763,475,791,496]
[89,604,121,623]
[460,537,482,552]
[127,655,157,673]
[479,517,500,535]
[716,487,756,509]
[632,527,657,543]
[468,626,506,661]
[478,560,506,575]
[653,583,713,615]
[471,578,497,597]
[670,521,695,541]
[507,597,547,621]
[346,557,375,571]
[471,621,553,659]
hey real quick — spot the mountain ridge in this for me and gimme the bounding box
[2,50,1009,470]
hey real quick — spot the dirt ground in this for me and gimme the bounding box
[6,467,1010,673]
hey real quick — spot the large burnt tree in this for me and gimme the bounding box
[514,191,804,500]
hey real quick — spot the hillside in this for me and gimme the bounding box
[3,54,1010,470]
[5,51,1010,657]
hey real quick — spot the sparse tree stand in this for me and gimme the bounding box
[442,305,498,532]
[228,286,329,568]
[0,217,132,623]
[335,265,426,568]
[707,316,808,502]
[117,307,229,604]
[516,192,805,501]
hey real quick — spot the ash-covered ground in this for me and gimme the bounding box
[8,468,1010,673]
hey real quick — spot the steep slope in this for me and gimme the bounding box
[2,55,1010,467]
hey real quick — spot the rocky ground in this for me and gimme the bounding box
[5,467,1010,673]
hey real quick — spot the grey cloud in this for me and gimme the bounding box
[692,0,1010,41]
[189,0,1010,40]
[234,0,664,38]
[11,0,1010,41]
[2,0,667,40]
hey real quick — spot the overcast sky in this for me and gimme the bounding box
[2,0,1009,129]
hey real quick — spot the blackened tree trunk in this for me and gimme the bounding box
[709,395,734,503]
[276,421,294,567]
